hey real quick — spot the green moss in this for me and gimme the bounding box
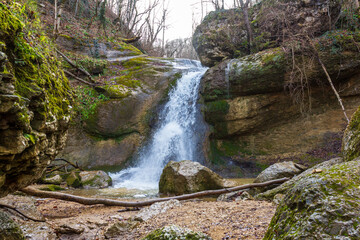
[205,100,229,115]
[343,106,360,161]
[39,184,64,191]
[0,1,71,123]
[66,171,82,188]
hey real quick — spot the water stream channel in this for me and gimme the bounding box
[109,59,208,195]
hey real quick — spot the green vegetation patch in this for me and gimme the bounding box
[1,1,71,121]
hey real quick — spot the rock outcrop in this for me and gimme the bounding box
[0,211,25,240]
[197,17,360,169]
[59,57,182,169]
[343,106,360,161]
[193,0,342,67]
[264,158,360,239]
[159,160,226,195]
[0,3,71,197]
[143,225,212,240]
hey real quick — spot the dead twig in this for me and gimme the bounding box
[0,203,45,222]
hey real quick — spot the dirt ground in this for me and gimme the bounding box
[0,193,276,240]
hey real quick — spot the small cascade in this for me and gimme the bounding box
[110,59,208,190]
[224,59,234,99]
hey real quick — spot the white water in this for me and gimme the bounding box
[110,59,207,191]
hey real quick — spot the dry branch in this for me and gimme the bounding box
[0,203,45,222]
[307,38,350,124]
[56,49,94,82]
[21,178,289,207]
[63,70,97,87]
[55,158,85,171]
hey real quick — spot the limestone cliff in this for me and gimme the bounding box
[0,2,71,197]
[193,0,360,175]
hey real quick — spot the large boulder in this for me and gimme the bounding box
[264,158,360,239]
[254,161,306,183]
[143,225,212,240]
[343,106,360,161]
[0,3,71,197]
[79,170,112,189]
[256,157,343,201]
[193,0,342,67]
[159,160,225,195]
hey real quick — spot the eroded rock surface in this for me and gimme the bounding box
[0,3,71,197]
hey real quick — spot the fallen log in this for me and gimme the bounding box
[21,178,289,207]
[56,49,94,82]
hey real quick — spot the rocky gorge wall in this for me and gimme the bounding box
[0,2,71,197]
[194,0,360,175]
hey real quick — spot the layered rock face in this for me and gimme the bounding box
[193,0,360,169]
[0,3,71,197]
[193,0,342,67]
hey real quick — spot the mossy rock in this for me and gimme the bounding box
[0,211,25,240]
[264,158,360,239]
[343,106,360,161]
[0,2,71,197]
[66,171,82,188]
[143,225,212,240]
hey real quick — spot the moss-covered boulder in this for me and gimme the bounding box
[264,158,360,239]
[159,160,225,195]
[193,0,342,67]
[0,2,71,197]
[0,210,25,240]
[343,106,360,161]
[143,225,212,240]
[256,157,343,201]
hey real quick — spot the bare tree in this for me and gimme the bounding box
[239,0,253,52]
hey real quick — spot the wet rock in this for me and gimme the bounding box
[343,106,360,161]
[159,160,225,195]
[0,210,25,240]
[79,170,112,189]
[135,200,181,221]
[264,158,360,239]
[104,220,140,238]
[143,225,212,240]
[256,157,343,201]
[254,161,306,183]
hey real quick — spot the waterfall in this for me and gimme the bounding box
[110,59,208,190]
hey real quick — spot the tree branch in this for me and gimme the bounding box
[0,203,45,222]
[21,178,289,207]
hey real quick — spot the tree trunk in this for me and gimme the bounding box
[21,178,289,207]
[240,0,253,53]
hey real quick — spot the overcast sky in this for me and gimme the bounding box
[165,0,236,41]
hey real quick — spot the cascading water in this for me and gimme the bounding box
[110,59,208,191]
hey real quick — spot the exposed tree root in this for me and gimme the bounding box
[21,178,289,207]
